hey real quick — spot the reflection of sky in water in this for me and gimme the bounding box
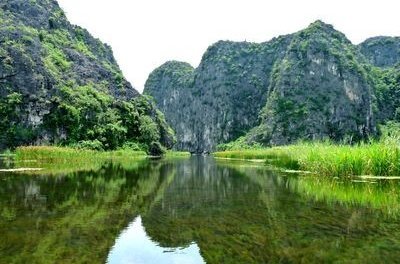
[107,216,205,264]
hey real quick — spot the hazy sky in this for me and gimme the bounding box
[57,0,400,93]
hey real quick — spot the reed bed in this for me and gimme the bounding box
[15,146,146,162]
[214,140,400,177]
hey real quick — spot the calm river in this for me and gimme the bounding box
[0,156,399,263]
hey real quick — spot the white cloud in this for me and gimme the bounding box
[57,0,400,92]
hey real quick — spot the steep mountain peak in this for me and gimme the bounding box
[154,60,194,73]
[200,40,252,64]
[145,60,194,91]
[307,20,334,30]
[298,20,349,43]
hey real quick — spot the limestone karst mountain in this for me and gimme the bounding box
[0,0,174,151]
[145,21,400,153]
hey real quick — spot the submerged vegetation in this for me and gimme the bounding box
[221,151,400,220]
[289,175,400,217]
[223,161,400,218]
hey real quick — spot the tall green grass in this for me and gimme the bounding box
[15,146,146,162]
[214,140,400,177]
[12,146,147,175]
[10,147,191,174]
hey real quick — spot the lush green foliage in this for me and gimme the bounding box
[0,93,36,148]
[148,141,166,156]
[42,85,175,152]
[216,136,262,151]
[371,66,400,122]
[380,121,400,140]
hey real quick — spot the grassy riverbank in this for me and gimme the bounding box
[4,146,189,174]
[15,146,146,162]
[214,140,400,177]
[165,150,191,158]
[13,146,190,161]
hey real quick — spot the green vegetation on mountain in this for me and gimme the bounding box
[247,21,375,145]
[145,36,291,152]
[0,0,174,153]
[2,0,400,157]
[371,65,400,122]
[145,20,400,153]
[359,36,400,68]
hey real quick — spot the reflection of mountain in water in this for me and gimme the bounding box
[0,160,176,264]
[141,157,400,264]
[107,216,204,264]
[2,157,400,264]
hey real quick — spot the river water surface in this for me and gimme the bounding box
[0,156,399,263]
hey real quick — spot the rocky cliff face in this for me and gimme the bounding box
[357,37,400,124]
[0,0,136,98]
[145,37,292,152]
[144,61,195,150]
[0,0,174,150]
[145,21,385,152]
[359,36,400,68]
[247,21,376,145]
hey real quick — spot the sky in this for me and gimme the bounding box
[57,0,400,93]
